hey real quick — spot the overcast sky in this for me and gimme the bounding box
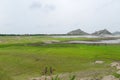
[0,0,120,34]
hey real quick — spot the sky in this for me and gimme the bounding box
[0,0,120,34]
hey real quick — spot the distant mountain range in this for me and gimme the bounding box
[67,29,89,35]
[92,29,112,36]
[67,29,120,35]
[0,29,119,36]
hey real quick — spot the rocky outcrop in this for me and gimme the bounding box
[67,29,89,35]
[92,29,112,36]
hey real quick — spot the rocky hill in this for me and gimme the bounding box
[92,29,112,36]
[67,29,89,35]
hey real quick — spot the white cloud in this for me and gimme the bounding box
[0,0,120,34]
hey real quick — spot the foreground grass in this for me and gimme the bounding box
[0,36,120,80]
[0,67,14,80]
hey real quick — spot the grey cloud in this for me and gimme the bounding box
[44,4,56,11]
[29,2,56,12]
[29,2,42,9]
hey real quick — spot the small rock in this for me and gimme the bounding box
[116,70,120,74]
[30,77,41,80]
[95,61,104,64]
[116,66,120,70]
[43,40,60,44]
[29,76,52,80]
[102,75,119,80]
[44,41,53,44]
[111,62,120,70]
[111,62,120,67]
[80,77,92,80]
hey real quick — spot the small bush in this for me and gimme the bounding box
[52,75,60,80]
[113,73,120,78]
[70,75,76,80]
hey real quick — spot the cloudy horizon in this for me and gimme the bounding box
[0,0,120,34]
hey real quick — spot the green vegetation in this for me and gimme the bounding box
[113,73,120,78]
[0,36,120,80]
[51,75,75,80]
[0,36,119,44]
[0,67,14,80]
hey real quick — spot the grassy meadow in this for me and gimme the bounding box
[0,36,120,80]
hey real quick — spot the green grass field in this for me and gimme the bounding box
[0,36,120,80]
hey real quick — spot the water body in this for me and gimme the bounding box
[52,35,120,38]
[67,39,120,44]
[52,35,99,38]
